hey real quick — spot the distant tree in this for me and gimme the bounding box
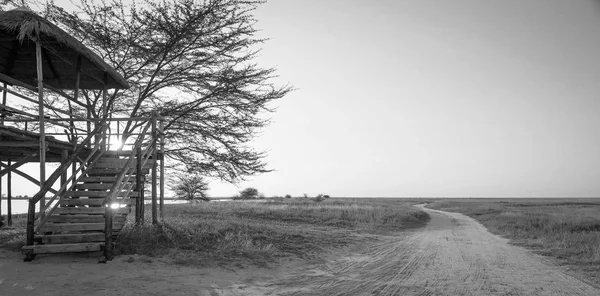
[170,173,210,201]
[238,187,259,200]
[284,194,292,199]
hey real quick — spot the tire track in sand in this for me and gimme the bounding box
[226,205,600,296]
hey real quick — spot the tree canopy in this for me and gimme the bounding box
[170,173,210,201]
[2,0,290,182]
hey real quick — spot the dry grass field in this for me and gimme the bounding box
[427,198,600,286]
[114,198,429,266]
[0,198,429,267]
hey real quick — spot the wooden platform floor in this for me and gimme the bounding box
[0,125,88,162]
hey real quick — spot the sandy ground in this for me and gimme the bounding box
[1,205,598,296]
[230,205,600,295]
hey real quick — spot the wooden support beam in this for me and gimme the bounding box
[36,38,46,218]
[159,118,164,220]
[7,160,11,226]
[0,152,38,177]
[0,85,88,121]
[0,141,39,147]
[151,111,158,225]
[104,207,114,261]
[0,72,37,93]
[1,82,6,125]
[0,162,57,195]
[136,146,142,225]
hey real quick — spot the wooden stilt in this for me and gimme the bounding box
[35,39,46,219]
[159,118,164,220]
[151,111,158,225]
[7,160,11,226]
[103,206,113,261]
[135,146,143,225]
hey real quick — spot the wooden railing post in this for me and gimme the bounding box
[24,199,36,261]
[104,206,113,261]
[151,111,158,225]
[26,199,35,245]
[135,146,143,225]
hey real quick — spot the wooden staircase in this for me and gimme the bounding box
[21,154,155,256]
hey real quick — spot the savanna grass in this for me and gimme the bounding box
[0,213,27,252]
[115,198,429,266]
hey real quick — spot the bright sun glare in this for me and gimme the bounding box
[109,136,124,151]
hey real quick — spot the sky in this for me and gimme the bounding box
[4,0,600,198]
[211,0,600,198]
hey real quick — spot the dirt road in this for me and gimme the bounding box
[2,206,598,296]
[233,205,600,296]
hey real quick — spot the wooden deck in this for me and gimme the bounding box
[0,125,90,162]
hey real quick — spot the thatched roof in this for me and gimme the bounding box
[0,8,129,90]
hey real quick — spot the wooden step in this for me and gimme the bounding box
[97,157,156,163]
[22,242,104,254]
[78,176,118,183]
[46,215,127,224]
[78,176,145,183]
[55,207,130,215]
[38,222,125,232]
[100,150,161,158]
[88,168,149,175]
[94,161,155,169]
[38,233,106,244]
[63,191,139,198]
[75,183,134,190]
[59,198,135,206]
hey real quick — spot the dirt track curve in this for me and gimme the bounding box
[229,204,600,296]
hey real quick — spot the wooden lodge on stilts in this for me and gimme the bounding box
[0,8,165,262]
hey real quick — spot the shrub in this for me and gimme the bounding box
[239,187,260,199]
[284,194,292,199]
[313,194,325,202]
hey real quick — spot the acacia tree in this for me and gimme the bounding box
[170,173,210,201]
[5,0,291,182]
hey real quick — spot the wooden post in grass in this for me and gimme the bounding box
[135,146,143,225]
[26,199,35,246]
[104,206,113,260]
[159,117,164,220]
[7,160,11,226]
[151,111,158,225]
